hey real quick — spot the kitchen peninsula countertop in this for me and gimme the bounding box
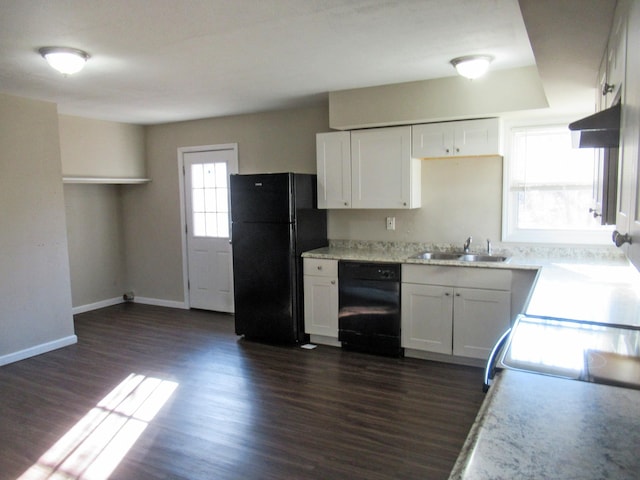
[449,369,640,480]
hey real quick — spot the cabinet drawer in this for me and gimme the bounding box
[402,264,512,290]
[303,258,338,277]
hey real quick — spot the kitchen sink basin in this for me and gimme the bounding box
[410,251,509,263]
[459,254,509,262]
[411,252,463,260]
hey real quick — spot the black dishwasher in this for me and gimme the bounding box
[338,261,403,357]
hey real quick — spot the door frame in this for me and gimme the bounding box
[177,143,239,308]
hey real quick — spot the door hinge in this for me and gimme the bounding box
[187,280,190,290]
[185,223,188,234]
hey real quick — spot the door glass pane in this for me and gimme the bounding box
[215,162,227,187]
[203,163,215,188]
[217,212,229,237]
[193,213,206,237]
[216,189,228,212]
[191,164,204,189]
[204,189,216,213]
[191,160,230,238]
[192,189,205,213]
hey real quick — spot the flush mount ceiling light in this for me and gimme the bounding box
[450,55,493,80]
[39,47,90,75]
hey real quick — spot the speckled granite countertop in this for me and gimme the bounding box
[303,242,640,326]
[449,370,640,480]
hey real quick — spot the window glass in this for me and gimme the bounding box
[190,162,230,238]
[503,123,612,244]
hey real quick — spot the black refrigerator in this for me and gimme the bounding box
[230,173,327,344]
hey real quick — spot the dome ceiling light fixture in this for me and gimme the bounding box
[39,46,90,75]
[450,55,493,80]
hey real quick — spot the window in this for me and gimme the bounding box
[503,123,613,244]
[191,162,229,237]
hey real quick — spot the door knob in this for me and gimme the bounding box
[612,230,632,247]
[589,208,602,218]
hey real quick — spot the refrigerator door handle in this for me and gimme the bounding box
[483,327,511,393]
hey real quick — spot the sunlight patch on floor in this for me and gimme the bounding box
[17,373,178,480]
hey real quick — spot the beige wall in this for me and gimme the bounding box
[0,94,75,364]
[329,66,549,130]
[64,184,127,307]
[58,115,145,178]
[122,105,329,302]
[328,156,503,245]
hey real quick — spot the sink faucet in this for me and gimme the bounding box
[463,236,472,253]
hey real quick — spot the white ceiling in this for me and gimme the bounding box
[0,0,612,125]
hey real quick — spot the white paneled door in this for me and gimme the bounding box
[181,145,238,312]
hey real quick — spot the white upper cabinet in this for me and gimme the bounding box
[351,126,420,209]
[602,5,627,107]
[316,126,421,209]
[411,118,501,158]
[316,131,352,208]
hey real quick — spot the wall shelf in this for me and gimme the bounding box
[62,177,151,184]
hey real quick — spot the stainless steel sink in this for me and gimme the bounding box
[458,254,508,262]
[410,251,509,263]
[411,252,462,260]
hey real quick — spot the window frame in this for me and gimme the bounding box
[501,117,614,245]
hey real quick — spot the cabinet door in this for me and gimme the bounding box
[351,126,414,208]
[604,7,627,108]
[304,275,339,337]
[412,118,501,158]
[619,0,640,268]
[452,288,510,360]
[412,123,454,158]
[316,131,351,209]
[401,283,453,354]
[453,118,501,157]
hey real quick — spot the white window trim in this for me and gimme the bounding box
[501,117,613,246]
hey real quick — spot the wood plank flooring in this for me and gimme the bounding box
[0,304,485,480]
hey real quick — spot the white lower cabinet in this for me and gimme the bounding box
[451,287,511,359]
[401,283,453,354]
[401,265,512,360]
[303,259,339,339]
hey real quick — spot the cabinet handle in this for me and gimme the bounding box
[589,208,602,218]
[455,293,461,297]
[612,230,632,247]
[444,292,450,296]
[344,201,348,206]
[330,280,336,285]
[403,202,407,206]
[317,265,322,270]
[445,148,450,153]
[602,83,615,95]
[456,148,460,153]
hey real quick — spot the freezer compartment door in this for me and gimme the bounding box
[231,222,299,343]
[230,173,293,223]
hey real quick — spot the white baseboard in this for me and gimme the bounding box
[134,297,188,310]
[72,297,124,315]
[0,335,78,367]
[309,334,342,348]
[404,348,486,368]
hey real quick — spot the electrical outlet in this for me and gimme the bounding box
[386,216,396,230]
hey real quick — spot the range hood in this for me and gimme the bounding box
[568,102,621,148]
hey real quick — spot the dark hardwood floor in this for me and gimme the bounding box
[0,304,485,480]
